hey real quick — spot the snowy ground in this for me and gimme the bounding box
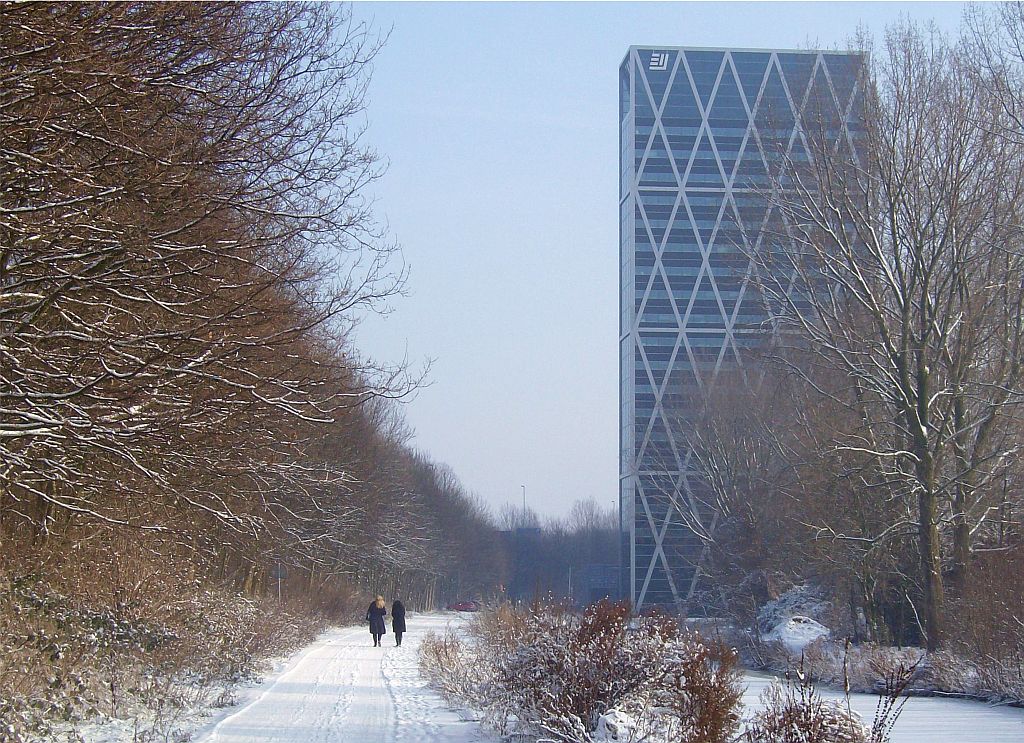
[75,612,1024,742]
[190,613,490,743]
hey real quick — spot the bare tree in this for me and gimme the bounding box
[0,4,409,541]
[498,503,542,531]
[0,6,516,667]
[752,22,1024,649]
[684,358,928,640]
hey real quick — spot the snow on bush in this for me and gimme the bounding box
[614,631,744,743]
[745,627,1014,705]
[0,569,323,742]
[744,655,915,743]
[420,599,743,743]
[912,649,1024,704]
[593,709,637,742]
[743,669,871,743]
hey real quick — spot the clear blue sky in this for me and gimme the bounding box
[351,1,967,520]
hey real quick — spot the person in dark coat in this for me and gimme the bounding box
[366,595,387,646]
[391,598,406,646]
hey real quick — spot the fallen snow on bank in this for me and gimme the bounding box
[758,584,832,653]
[763,614,830,653]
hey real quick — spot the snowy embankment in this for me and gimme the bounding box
[742,586,1024,741]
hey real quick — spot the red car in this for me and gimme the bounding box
[446,600,480,612]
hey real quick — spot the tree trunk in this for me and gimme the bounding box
[950,494,970,592]
[33,481,55,545]
[917,485,945,650]
[949,394,972,592]
[242,562,259,596]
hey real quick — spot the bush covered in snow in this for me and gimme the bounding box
[741,618,1022,706]
[743,670,871,743]
[743,656,913,743]
[762,616,830,655]
[417,626,485,706]
[420,599,743,743]
[0,562,323,743]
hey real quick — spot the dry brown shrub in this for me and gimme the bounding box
[468,601,528,656]
[945,548,1024,702]
[421,600,744,743]
[624,631,743,743]
[417,629,481,704]
[0,536,324,742]
[523,600,666,740]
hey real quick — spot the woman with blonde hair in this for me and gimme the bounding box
[366,595,388,647]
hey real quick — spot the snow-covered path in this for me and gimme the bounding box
[195,613,489,743]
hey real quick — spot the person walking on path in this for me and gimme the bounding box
[366,595,387,647]
[391,598,406,646]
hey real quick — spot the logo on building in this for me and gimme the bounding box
[649,52,669,71]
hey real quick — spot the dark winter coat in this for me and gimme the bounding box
[391,600,406,633]
[366,602,387,635]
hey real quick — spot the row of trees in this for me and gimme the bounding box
[0,3,503,615]
[677,8,1024,654]
[497,499,619,605]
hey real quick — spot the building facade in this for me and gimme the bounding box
[619,47,862,611]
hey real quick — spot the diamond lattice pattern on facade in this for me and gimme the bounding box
[620,47,862,611]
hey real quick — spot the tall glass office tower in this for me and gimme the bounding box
[619,47,863,611]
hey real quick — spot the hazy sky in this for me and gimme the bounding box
[350,1,967,520]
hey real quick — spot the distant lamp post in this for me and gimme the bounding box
[271,562,287,601]
[521,484,526,516]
